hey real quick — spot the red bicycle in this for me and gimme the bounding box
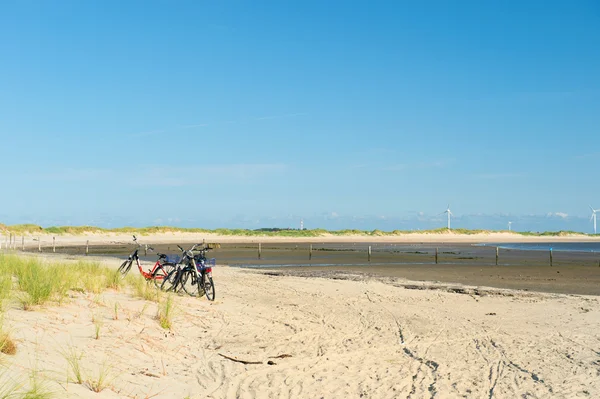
[117,236,177,288]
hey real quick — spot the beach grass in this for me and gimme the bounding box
[0,332,16,356]
[22,368,54,399]
[156,294,175,330]
[0,254,129,309]
[127,275,162,302]
[0,365,20,398]
[85,361,113,393]
[60,346,84,385]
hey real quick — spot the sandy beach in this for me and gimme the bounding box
[1,252,599,398]
[3,231,600,250]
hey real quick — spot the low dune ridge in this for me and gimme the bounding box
[2,230,600,252]
[0,252,598,398]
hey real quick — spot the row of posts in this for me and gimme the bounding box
[0,235,91,256]
[252,244,594,267]
[1,238,598,266]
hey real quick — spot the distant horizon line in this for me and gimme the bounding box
[0,223,598,237]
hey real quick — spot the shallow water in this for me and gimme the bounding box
[30,241,600,295]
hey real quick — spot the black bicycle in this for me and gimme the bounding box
[117,235,177,288]
[161,244,215,301]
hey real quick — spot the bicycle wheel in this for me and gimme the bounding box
[152,263,176,289]
[118,260,132,277]
[203,275,215,301]
[181,269,200,297]
[160,268,179,292]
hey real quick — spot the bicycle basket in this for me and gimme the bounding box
[165,255,181,263]
[196,258,216,271]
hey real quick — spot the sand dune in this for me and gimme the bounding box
[2,254,599,398]
[3,231,600,251]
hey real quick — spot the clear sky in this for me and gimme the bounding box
[1,0,599,232]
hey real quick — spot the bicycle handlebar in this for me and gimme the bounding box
[174,244,212,260]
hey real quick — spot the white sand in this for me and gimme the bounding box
[3,231,600,251]
[2,253,599,398]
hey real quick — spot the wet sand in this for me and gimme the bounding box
[33,242,600,296]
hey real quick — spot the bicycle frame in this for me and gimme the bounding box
[120,236,170,282]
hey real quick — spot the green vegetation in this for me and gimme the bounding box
[1,223,598,237]
[156,294,175,330]
[0,330,16,355]
[22,368,54,399]
[60,346,84,384]
[0,365,20,398]
[85,361,113,393]
[0,255,128,310]
[128,274,162,302]
[0,254,175,397]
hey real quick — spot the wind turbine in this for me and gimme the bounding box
[590,206,599,234]
[442,204,453,229]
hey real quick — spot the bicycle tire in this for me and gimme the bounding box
[118,260,132,277]
[151,263,176,289]
[181,269,200,297]
[160,268,179,292]
[203,275,215,301]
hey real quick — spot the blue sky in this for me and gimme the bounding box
[1,0,599,232]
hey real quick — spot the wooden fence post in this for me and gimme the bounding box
[38,237,41,252]
[21,236,24,251]
[86,240,89,256]
[549,248,553,267]
[368,245,372,262]
[435,247,439,264]
[53,237,56,253]
[309,244,312,260]
[144,244,148,257]
[258,243,261,260]
[495,247,499,265]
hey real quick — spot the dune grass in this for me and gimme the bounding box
[0,365,20,398]
[2,222,598,238]
[60,346,84,385]
[85,361,113,393]
[127,274,162,302]
[156,294,175,330]
[22,368,54,399]
[0,254,128,310]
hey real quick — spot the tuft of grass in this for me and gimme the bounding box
[92,315,102,340]
[0,364,20,398]
[60,346,84,385]
[156,294,175,330]
[0,275,12,310]
[85,361,113,393]
[128,275,161,302]
[13,258,55,309]
[0,318,16,356]
[0,313,15,356]
[22,368,53,399]
[104,269,123,291]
